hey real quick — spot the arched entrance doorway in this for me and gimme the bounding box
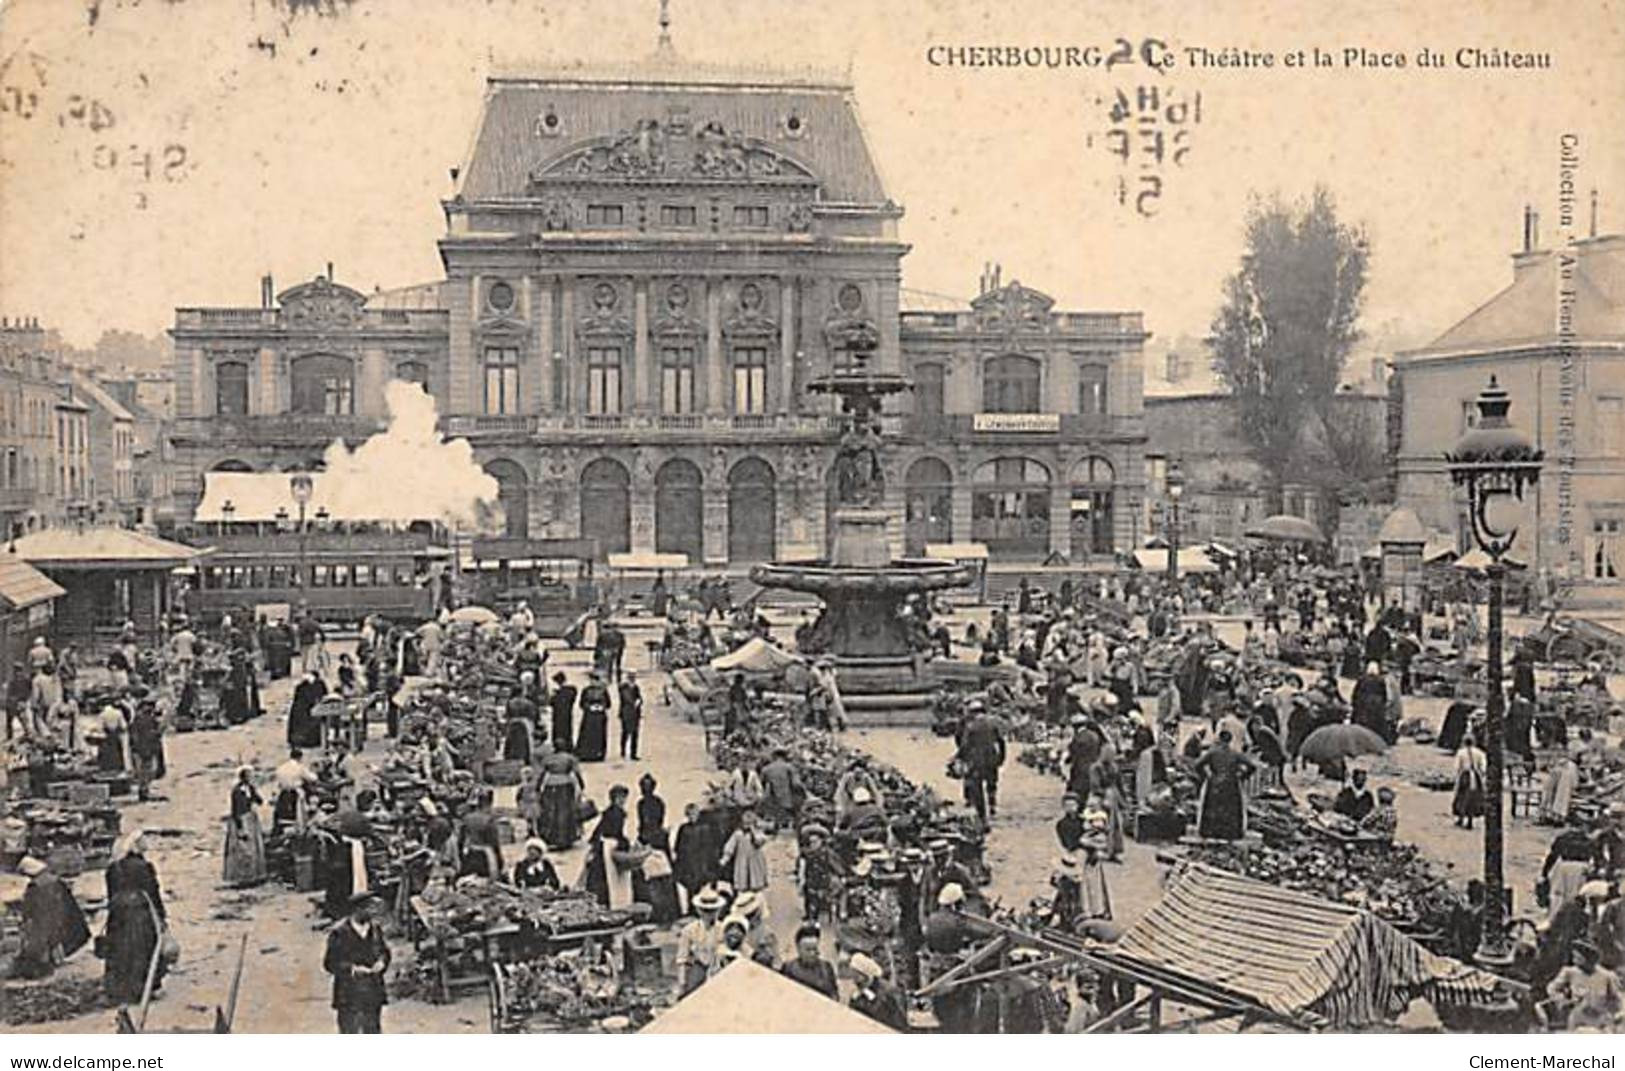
[904,456,953,556]
[483,459,529,539]
[654,458,704,563]
[580,458,630,559]
[728,457,776,563]
[972,456,1051,560]
[1069,456,1115,560]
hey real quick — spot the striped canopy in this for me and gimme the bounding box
[1113,864,1500,1029]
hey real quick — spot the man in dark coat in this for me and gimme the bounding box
[323,893,391,1033]
[549,672,577,753]
[1175,640,1210,720]
[672,802,721,911]
[1363,622,1391,667]
[779,923,839,1000]
[616,671,644,761]
[287,671,326,749]
[955,704,1007,823]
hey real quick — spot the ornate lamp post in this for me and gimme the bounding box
[1445,375,1543,966]
[289,473,313,599]
[1165,459,1185,583]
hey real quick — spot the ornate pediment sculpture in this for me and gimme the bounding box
[721,281,779,340]
[652,281,705,340]
[529,118,818,185]
[279,276,365,328]
[574,280,634,340]
[971,280,1054,333]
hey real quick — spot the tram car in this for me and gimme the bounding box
[183,471,450,626]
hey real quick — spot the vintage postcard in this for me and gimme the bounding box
[0,0,1622,1043]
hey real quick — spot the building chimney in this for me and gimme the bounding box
[261,273,274,309]
[1522,204,1539,252]
[326,261,334,282]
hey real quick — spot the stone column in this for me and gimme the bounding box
[634,278,652,412]
[360,347,387,418]
[539,276,559,414]
[705,281,724,416]
[778,278,795,416]
[446,276,475,414]
[952,482,974,548]
[704,488,729,565]
[630,468,655,554]
[1048,482,1071,563]
[257,346,277,415]
[558,277,575,412]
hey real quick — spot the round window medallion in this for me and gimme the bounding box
[593,282,618,310]
[666,282,690,311]
[837,283,863,313]
[488,281,515,312]
[739,282,763,311]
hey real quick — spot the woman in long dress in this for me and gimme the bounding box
[1131,724,1167,813]
[1193,732,1254,840]
[1089,756,1125,861]
[719,808,770,893]
[1452,733,1487,829]
[583,786,635,909]
[1540,755,1579,826]
[536,748,583,849]
[102,831,167,1002]
[96,703,128,773]
[222,767,267,887]
[575,674,611,762]
[1077,802,1114,919]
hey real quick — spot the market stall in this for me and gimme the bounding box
[642,958,895,1034]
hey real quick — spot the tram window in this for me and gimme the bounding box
[353,564,371,587]
[225,567,243,590]
[199,567,216,590]
[312,565,330,588]
[332,565,350,588]
[394,563,414,586]
[270,565,288,588]
[250,566,268,588]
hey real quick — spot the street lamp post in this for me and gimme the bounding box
[1445,375,1543,967]
[289,474,313,604]
[1165,459,1185,584]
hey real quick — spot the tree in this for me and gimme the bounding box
[1208,186,1369,513]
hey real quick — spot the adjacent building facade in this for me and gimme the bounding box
[1393,218,1625,610]
[169,61,1148,565]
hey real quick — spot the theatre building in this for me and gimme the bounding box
[170,58,1147,566]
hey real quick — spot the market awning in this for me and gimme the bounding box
[641,959,893,1034]
[0,556,65,610]
[7,527,207,571]
[926,542,989,561]
[1452,547,1527,571]
[1109,864,1501,1029]
[710,636,803,675]
[1131,548,1219,573]
[607,551,688,571]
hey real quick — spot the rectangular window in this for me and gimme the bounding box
[394,563,415,586]
[483,346,520,415]
[322,376,353,415]
[353,564,372,588]
[661,346,697,414]
[1591,518,1622,581]
[733,205,769,227]
[269,565,289,588]
[585,347,623,414]
[311,564,330,589]
[1461,400,1479,434]
[1145,454,1167,489]
[216,360,250,415]
[586,204,624,225]
[1597,396,1623,455]
[1079,365,1109,415]
[331,564,350,588]
[733,347,768,414]
[660,204,697,227]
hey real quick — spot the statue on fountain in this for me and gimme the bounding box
[834,420,885,508]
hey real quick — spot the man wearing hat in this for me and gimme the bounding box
[12,855,90,979]
[796,823,837,922]
[955,701,1007,824]
[322,892,391,1033]
[675,885,725,995]
[848,952,908,1030]
[616,669,644,761]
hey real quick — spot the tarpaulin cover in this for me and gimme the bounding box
[641,959,894,1034]
[709,636,803,675]
[1112,864,1500,1029]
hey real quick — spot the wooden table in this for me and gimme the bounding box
[410,896,522,1004]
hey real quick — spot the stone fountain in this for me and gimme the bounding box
[750,339,971,724]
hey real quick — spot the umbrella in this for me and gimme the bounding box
[449,605,500,625]
[1297,722,1388,763]
[1245,514,1324,543]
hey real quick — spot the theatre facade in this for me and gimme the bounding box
[170,65,1148,566]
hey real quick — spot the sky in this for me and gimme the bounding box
[0,0,1620,354]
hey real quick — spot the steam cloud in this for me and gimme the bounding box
[318,380,503,532]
